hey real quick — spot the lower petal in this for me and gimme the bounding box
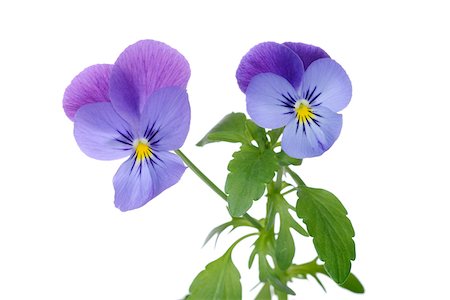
[281,106,342,158]
[113,151,186,211]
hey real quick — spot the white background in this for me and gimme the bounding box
[1,0,449,299]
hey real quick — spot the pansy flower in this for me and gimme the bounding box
[236,42,352,158]
[63,40,191,211]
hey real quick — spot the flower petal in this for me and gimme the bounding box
[63,64,112,120]
[139,87,190,151]
[74,102,134,160]
[113,151,186,211]
[236,42,304,92]
[281,105,342,158]
[283,42,330,69]
[109,40,191,128]
[300,58,352,112]
[246,73,298,129]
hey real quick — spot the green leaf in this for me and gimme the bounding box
[246,119,268,148]
[225,145,278,217]
[255,283,271,300]
[340,272,365,293]
[189,248,242,300]
[196,112,251,146]
[296,187,356,284]
[276,151,302,167]
[267,128,283,147]
[203,217,254,246]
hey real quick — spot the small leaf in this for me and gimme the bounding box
[276,151,302,166]
[225,145,278,217]
[275,223,295,270]
[340,273,365,293]
[203,218,254,246]
[246,119,268,148]
[197,112,251,146]
[296,187,356,284]
[267,128,283,146]
[189,249,242,300]
[255,283,271,300]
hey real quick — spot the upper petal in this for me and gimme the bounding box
[300,58,352,112]
[246,73,298,129]
[139,87,190,151]
[109,40,191,128]
[74,102,134,160]
[236,42,304,92]
[283,42,330,69]
[113,151,186,211]
[63,64,113,120]
[281,105,343,158]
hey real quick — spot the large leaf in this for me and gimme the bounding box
[225,145,278,217]
[188,248,242,300]
[296,187,355,284]
[197,112,251,146]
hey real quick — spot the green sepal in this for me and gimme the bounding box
[255,283,272,300]
[188,248,242,300]
[296,187,356,284]
[225,144,278,217]
[276,151,302,167]
[267,128,283,147]
[196,112,251,146]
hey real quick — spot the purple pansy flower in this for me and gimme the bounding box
[63,40,191,211]
[236,42,352,158]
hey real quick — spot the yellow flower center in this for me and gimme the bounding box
[295,100,314,123]
[134,139,152,161]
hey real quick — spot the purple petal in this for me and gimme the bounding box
[281,105,342,158]
[139,87,190,151]
[74,102,134,160]
[236,42,304,92]
[63,64,113,120]
[246,73,298,129]
[283,42,330,69]
[109,40,191,128]
[113,151,186,211]
[300,58,352,112]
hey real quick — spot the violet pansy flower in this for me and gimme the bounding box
[236,42,352,158]
[63,40,191,211]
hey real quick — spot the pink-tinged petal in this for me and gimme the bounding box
[139,87,190,151]
[246,73,298,129]
[74,102,134,160]
[236,42,304,92]
[281,106,342,158]
[300,58,352,112]
[113,151,186,211]
[63,64,113,120]
[283,42,330,69]
[109,40,191,128]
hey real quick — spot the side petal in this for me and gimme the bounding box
[236,42,304,92]
[246,73,298,129]
[74,102,134,160]
[283,42,330,69]
[139,87,190,151]
[281,106,342,158]
[113,151,186,211]
[109,40,191,128]
[63,64,113,120]
[300,58,352,112]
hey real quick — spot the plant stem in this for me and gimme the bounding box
[175,149,262,230]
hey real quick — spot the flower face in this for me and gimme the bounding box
[236,42,352,158]
[63,40,191,211]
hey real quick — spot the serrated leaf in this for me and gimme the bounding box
[255,283,272,300]
[197,112,251,146]
[246,119,268,148]
[225,145,278,217]
[189,249,242,300]
[296,187,356,284]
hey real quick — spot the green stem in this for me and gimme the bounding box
[285,166,306,187]
[281,187,297,196]
[175,149,262,230]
